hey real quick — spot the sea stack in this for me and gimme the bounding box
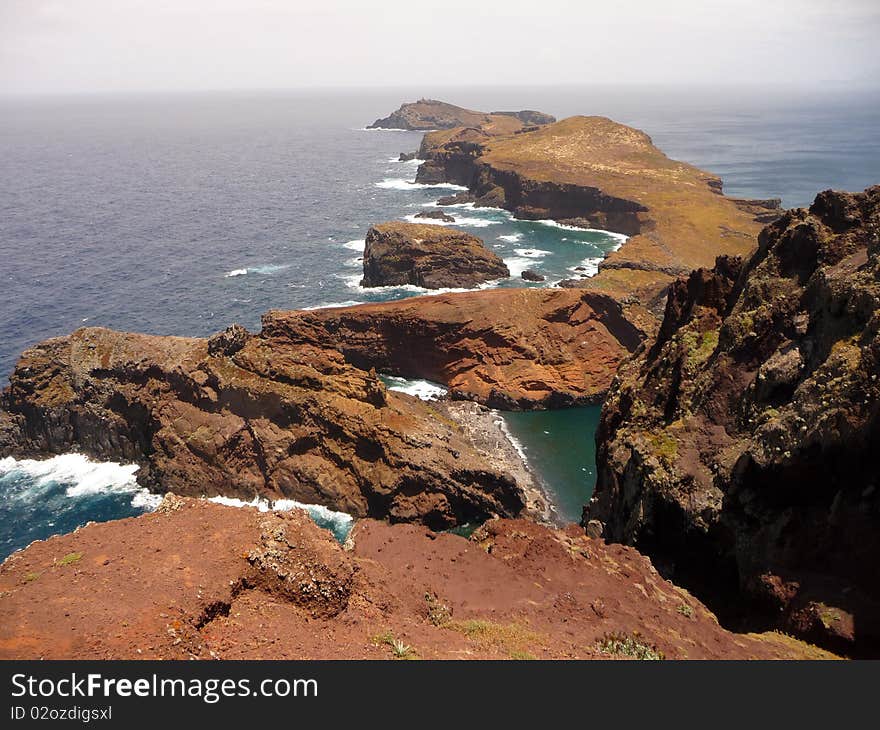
[361,221,509,290]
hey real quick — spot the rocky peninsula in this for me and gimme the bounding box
[416,114,782,330]
[367,98,555,132]
[361,221,509,289]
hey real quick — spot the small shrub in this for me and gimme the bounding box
[425,592,452,626]
[597,631,665,660]
[677,603,694,618]
[58,552,83,566]
[372,630,417,659]
[24,572,41,582]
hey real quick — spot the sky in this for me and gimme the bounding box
[1,0,878,94]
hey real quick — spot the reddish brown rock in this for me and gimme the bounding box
[0,325,528,528]
[259,287,647,409]
[0,497,833,660]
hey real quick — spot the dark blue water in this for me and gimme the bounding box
[1,86,878,556]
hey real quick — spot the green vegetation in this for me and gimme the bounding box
[597,631,665,660]
[371,630,417,660]
[24,571,41,583]
[682,328,719,368]
[677,603,694,618]
[58,552,83,566]
[647,431,678,465]
[446,618,542,659]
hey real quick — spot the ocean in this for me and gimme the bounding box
[1,86,878,556]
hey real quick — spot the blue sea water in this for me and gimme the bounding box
[1,86,878,556]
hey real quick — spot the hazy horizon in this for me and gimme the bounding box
[2,1,879,96]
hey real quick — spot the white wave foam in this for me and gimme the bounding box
[534,219,630,243]
[358,126,424,132]
[224,264,289,278]
[381,376,448,401]
[503,257,535,278]
[498,233,524,243]
[388,157,426,165]
[401,214,500,228]
[302,300,364,310]
[376,178,468,191]
[493,414,530,464]
[339,271,499,296]
[514,248,551,259]
[0,454,159,510]
[206,495,353,541]
[344,256,363,268]
[343,239,366,252]
[568,256,603,278]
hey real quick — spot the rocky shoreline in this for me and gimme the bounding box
[0,99,876,658]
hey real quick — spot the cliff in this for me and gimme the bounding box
[587,187,880,654]
[0,496,833,659]
[367,99,554,132]
[0,324,528,529]
[361,221,509,289]
[258,287,647,409]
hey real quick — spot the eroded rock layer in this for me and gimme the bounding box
[260,287,647,409]
[588,187,880,653]
[0,497,833,659]
[0,325,527,528]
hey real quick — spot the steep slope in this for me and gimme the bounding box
[588,187,880,654]
[0,496,833,660]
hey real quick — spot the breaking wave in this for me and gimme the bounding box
[206,495,353,543]
[380,375,448,401]
[376,178,468,191]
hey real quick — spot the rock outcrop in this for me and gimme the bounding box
[414,209,455,223]
[258,287,647,409]
[361,221,509,289]
[368,99,554,132]
[588,187,880,654]
[0,496,833,659]
[492,110,557,126]
[0,325,529,528]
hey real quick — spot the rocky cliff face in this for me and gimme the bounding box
[0,325,528,528]
[0,496,833,659]
[258,287,647,409]
[588,187,880,653]
[361,221,509,289]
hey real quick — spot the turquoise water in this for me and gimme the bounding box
[501,407,602,524]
